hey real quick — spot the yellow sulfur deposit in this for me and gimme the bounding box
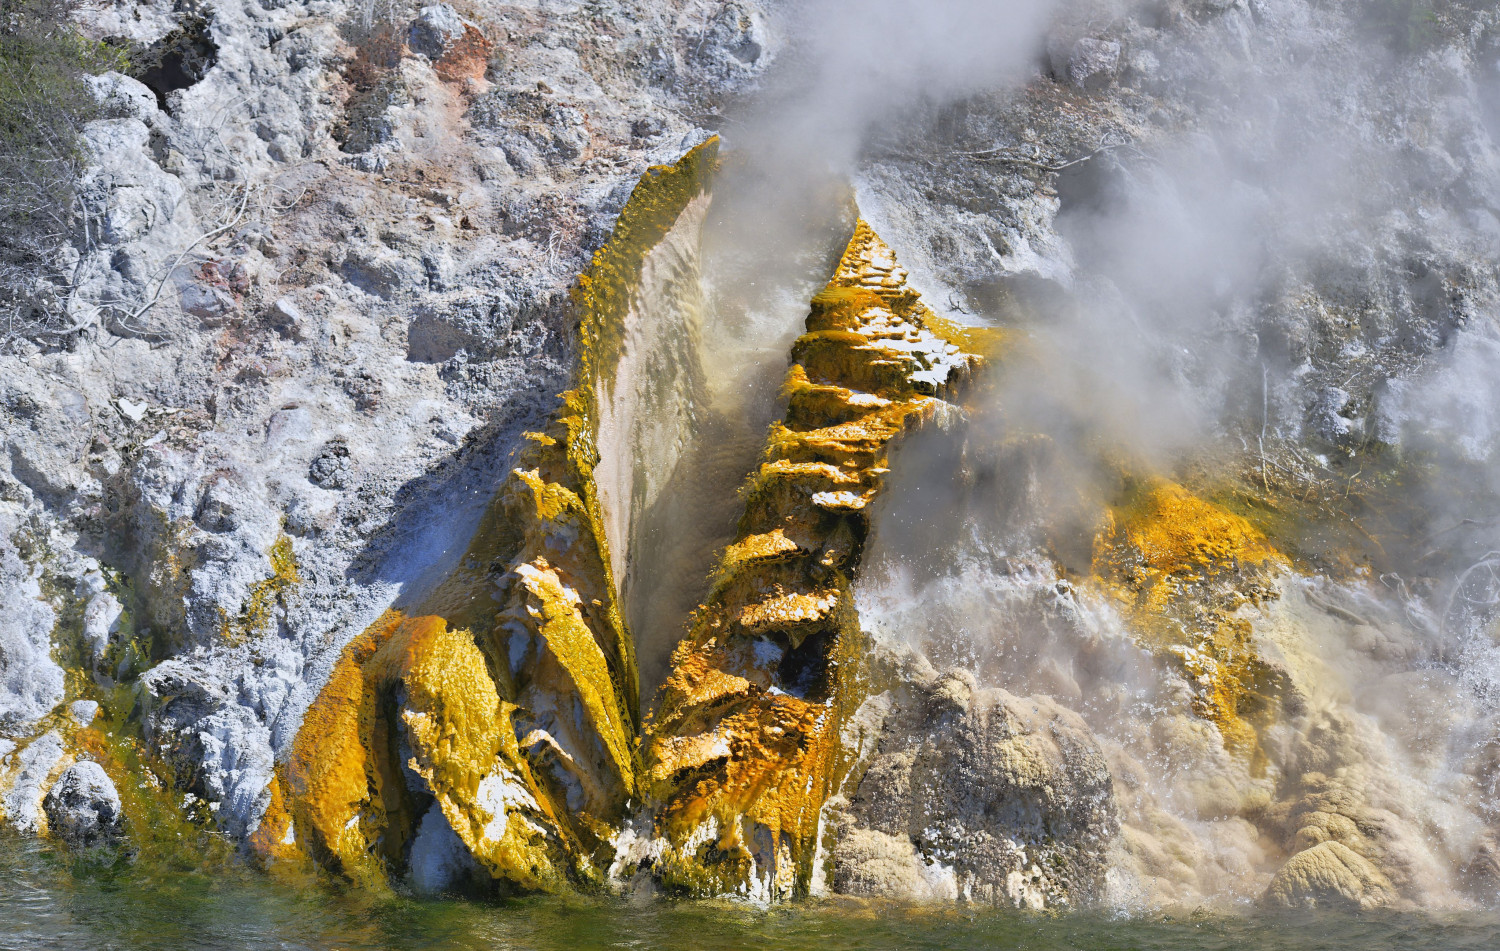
[1092,479,1292,768]
[223,534,300,645]
[645,221,985,898]
[274,612,571,890]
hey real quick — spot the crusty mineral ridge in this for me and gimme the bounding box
[262,141,719,892]
[1091,478,1297,772]
[644,221,984,899]
[831,664,1117,907]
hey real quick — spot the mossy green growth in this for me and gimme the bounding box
[223,534,300,644]
[74,693,235,868]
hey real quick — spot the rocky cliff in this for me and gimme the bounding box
[3,0,1500,914]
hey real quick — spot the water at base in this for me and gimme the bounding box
[2,834,1496,951]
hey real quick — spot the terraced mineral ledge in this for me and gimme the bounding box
[644,222,983,899]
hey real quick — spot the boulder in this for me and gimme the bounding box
[68,700,100,726]
[1263,841,1398,910]
[180,282,236,323]
[83,72,162,127]
[1069,38,1121,91]
[42,762,122,847]
[407,4,468,61]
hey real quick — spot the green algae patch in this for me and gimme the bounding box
[74,700,236,870]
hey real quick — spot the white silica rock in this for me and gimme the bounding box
[83,72,162,127]
[68,701,100,727]
[0,537,65,733]
[78,571,123,666]
[2,733,66,834]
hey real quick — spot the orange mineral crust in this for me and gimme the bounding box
[645,221,985,898]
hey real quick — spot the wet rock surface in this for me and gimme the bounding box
[834,664,1117,907]
[43,762,122,848]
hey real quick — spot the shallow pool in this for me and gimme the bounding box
[3,833,1497,951]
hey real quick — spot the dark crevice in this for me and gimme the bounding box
[133,16,218,113]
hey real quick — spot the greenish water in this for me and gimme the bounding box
[3,835,1497,951]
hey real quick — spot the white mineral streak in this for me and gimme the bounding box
[593,191,713,588]
[0,532,65,732]
[2,734,68,835]
[476,765,545,846]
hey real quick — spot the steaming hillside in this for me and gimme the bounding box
[2,0,1500,919]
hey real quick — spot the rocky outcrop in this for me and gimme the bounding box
[42,761,122,848]
[1,733,66,835]
[257,141,719,892]
[3,0,1500,920]
[832,665,1117,908]
[644,222,983,899]
[256,207,991,901]
[0,0,781,865]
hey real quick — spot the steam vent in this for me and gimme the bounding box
[8,0,1500,937]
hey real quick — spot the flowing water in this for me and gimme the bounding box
[3,832,1497,951]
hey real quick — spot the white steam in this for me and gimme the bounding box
[850,0,1500,914]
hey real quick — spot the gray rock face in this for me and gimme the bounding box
[833,665,1118,908]
[0,530,64,733]
[407,4,468,61]
[43,762,123,847]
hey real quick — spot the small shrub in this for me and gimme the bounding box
[0,0,125,341]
